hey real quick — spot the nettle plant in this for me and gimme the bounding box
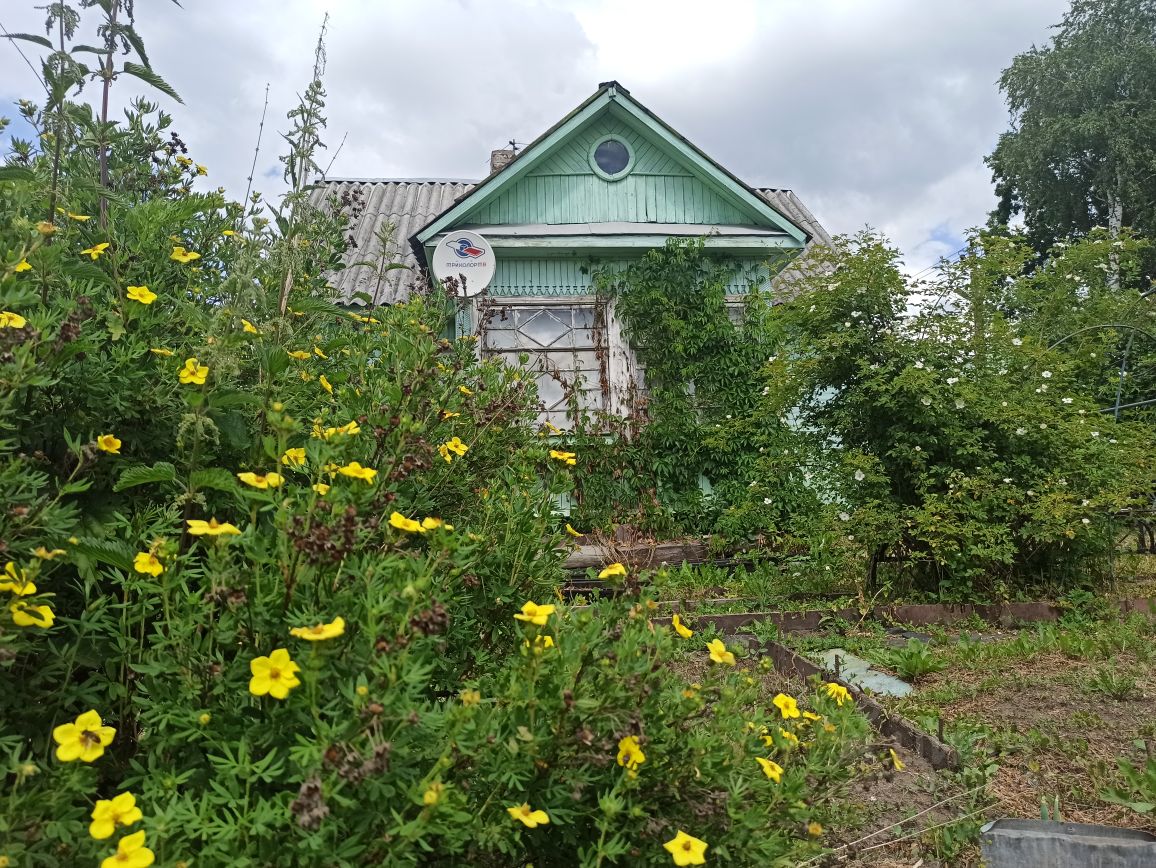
[753,231,1156,598]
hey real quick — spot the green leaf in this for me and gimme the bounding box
[117,23,151,69]
[71,538,134,572]
[121,61,183,104]
[0,166,36,183]
[114,462,178,491]
[4,32,53,50]
[190,467,239,493]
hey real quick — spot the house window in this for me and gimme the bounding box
[481,301,607,428]
[589,135,634,181]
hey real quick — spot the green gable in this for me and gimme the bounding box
[413,81,811,255]
[470,113,756,226]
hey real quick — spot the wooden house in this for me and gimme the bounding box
[312,81,830,428]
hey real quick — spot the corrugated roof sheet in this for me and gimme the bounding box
[310,178,830,305]
[309,179,472,305]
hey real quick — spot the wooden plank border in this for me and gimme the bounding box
[758,640,962,771]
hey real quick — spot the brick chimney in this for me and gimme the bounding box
[489,148,514,175]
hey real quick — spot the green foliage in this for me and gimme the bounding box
[567,238,818,539]
[1103,753,1156,814]
[750,231,1156,598]
[0,6,885,865]
[881,639,945,683]
[987,0,1156,277]
[1084,667,1139,700]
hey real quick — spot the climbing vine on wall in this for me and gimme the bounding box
[565,238,815,538]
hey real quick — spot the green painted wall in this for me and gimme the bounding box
[469,115,758,226]
[486,257,775,297]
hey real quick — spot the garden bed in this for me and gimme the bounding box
[873,618,1156,834]
[672,607,1156,864]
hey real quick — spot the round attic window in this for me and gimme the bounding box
[589,135,634,180]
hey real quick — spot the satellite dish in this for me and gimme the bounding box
[431,230,496,297]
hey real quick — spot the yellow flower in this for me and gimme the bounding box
[807,821,824,838]
[825,682,851,706]
[222,229,235,236]
[549,449,577,466]
[459,688,481,706]
[10,600,54,628]
[249,648,301,699]
[289,616,345,641]
[327,420,361,438]
[89,792,142,840]
[338,462,377,483]
[437,436,469,463]
[459,385,473,396]
[441,410,460,419]
[196,164,208,176]
[779,728,799,747]
[389,511,426,533]
[66,211,91,222]
[241,319,259,334]
[313,346,328,359]
[14,259,31,272]
[756,757,783,782]
[422,781,444,806]
[125,285,156,305]
[514,601,555,626]
[616,735,646,771]
[99,830,154,868]
[198,713,211,726]
[421,517,453,531]
[97,434,122,454]
[802,711,822,722]
[52,709,115,762]
[170,246,201,263]
[889,748,905,771]
[287,350,310,360]
[312,483,330,495]
[564,523,582,538]
[507,803,549,828]
[671,613,693,639]
[0,311,27,329]
[81,242,110,260]
[663,830,708,866]
[523,634,555,654]
[33,547,66,560]
[318,374,333,395]
[706,638,735,666]
[37,220,56,235]
[186,518,241,536]
[175,156,192,167]
[773,693,801,720]
[1,562,36,596]
[598,562,627,579]
[150,348,174,357]
[237,471,284,489]
[281,448,306,467]
[133,552,163,577]
[178,357,209,385]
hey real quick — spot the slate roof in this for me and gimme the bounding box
[309,178,830,306]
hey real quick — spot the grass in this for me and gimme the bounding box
[865,613,1156,833]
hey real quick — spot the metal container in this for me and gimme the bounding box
[980,818,1156,867]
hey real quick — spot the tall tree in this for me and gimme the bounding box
[987,0,1156,274]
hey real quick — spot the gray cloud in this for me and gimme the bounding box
[1,0,1069,271]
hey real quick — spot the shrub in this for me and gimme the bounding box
[0,8,887,864]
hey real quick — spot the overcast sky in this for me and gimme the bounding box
[0,0,1068,272]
